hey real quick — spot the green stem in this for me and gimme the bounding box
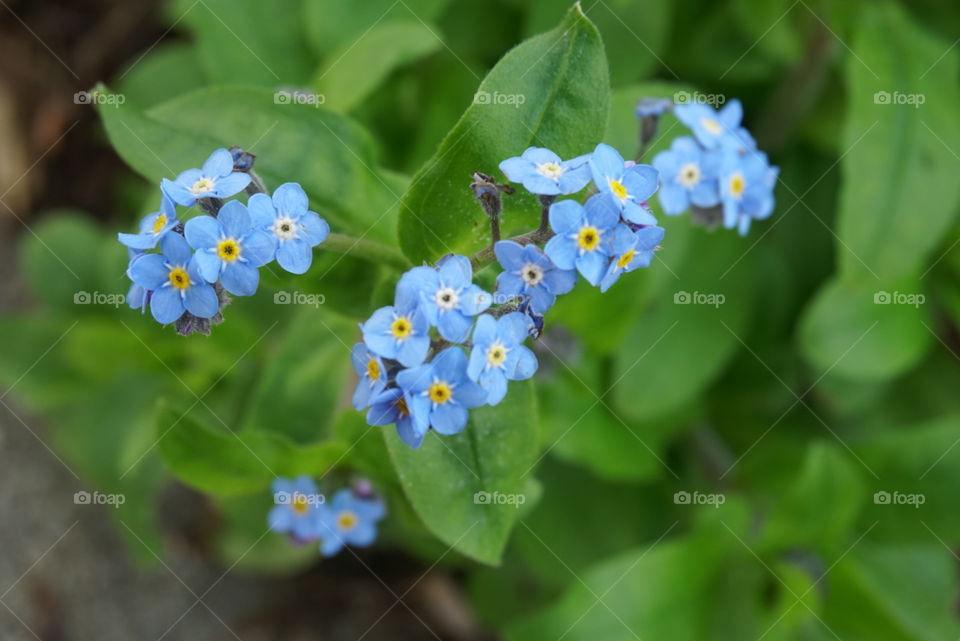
[323,233,411,271]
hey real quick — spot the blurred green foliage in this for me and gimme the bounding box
[4,0,960,637]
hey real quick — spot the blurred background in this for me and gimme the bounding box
[1,0,960,639]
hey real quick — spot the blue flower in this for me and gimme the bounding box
[636,97,673,118]
[268,476,324,542]
[366,387,423,449]
[467,313,538,405]
[361,283,430,368]
[398,255,492,343]
[351,343,387,410]
[128,233,219,324]
[396,347,487,437]
[162,148,251,207]
[248,182,330,274]
[499,147,592,196]
[317,488,386,557]
[674,99,750,150]
[184,200,275,296]
[589,143,659,225]
[719,150,778,236]
[494,240,576,314]
[652,137,722,215]
[118,192,179,250]
[544,194,626,286]
[599,225,665,292]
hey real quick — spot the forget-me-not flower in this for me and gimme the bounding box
[318,488,386,557]
[719,150,778,236]
[589,143,659,225]
[118,192,179,250]
[248,182,329,274]
[467,312,538,405]
[544,194,626,286]
[599,225,664,292]
[128,233,219,324]
[499,147,592,196]
[366,387,423,449]
[361,282,430,368]
[268,476,324,542]
[351,343,387,410]
[674,99,749,150]
[396,347,487,437]
[652,136,721,215]
[494,240,576,314]
[162,148,252,207]
[399,255,492,343]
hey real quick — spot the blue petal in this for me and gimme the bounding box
[431,347,467,383]
[583,193,620,229]
[480,369,508,405]
[499,156,534,182]
[272,182,308,216]
[150,287,185,324]
[521,175,561,195]
[218,200,251,238]
[498,312,529,345]
[522,147,562,165]
[544,235,577,270]
[621,201,658,226]
[542,266,577,295]
[454,379,488,408]
[510,346,538,380]
[276,239,312,274]
[494,240,524,270]
[396,334,430,368]
[350,343,368,376]
[459,284,492,315]
[397,364,433,394]
[556,163,592,194]
[467,344,486,382]
[320,535,344,557]
[268,505,294,532]
[437,311,472,342]
[300,212,329,246]
[128,254,168,290]
[589,143,625,184]
[396,414,425,449]
[622,165,660,203]
[118,232,159,250]
[471,313,497,346]
[496,271,524,299]
[162,177,196,207]
[212,173,251,199]
[345,522,378,547]
[353,378,375,410]
[202,148,234,176]
[659,182,691,215]
[184,282,219,318]
[438,254,472,287]
[242,230,277,267]
[636,226,665,250]
[577,250,609,286]
[184,215,222,250]
[193,250,221,283]
[221,261,260,296]
[247,193,276,228]
[690,180,720,208]
[527,284,555,314]
[430,403,468,435]
[548,200,584,234]
[161,232,193,266]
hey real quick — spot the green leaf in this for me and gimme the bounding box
[303,0,450,56]
[799,276,931,381]
[383,380,538,565]
[313,20,443,113]
[760,441,866,553]
[117,42,207,108]
[836,1,960,283]
[156,403,347,495]
[170,0,314,86]
[96,85,399,241]
[397,4,609,263]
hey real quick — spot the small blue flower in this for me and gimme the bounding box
[589,143,659,225]
[366,387,423,449]
[719,150,778,236]
[128,233,219,324]
[361,283,430,368]
[499,147,592,196]
[248,182,330,274]
[184,200,275,296]
[398,256,492,343]
[652,137,722,215]
[118,192,179,250]
[599,225,665,292]
[544,194,626,286]
[161,148,252,207]
[268,476,324,542]
[467,313,538,405]
[351,343,387,410]
[317,488,386,557]
[674,99,749,150]
[396,347,487,437]
[635,97,673,118]
[494,240,576,314]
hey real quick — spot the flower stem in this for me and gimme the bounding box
[470,227,554,271]
[322,233,411,271]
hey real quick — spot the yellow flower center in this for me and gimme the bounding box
[729,172,746,197]
[576,226,601,251]
[366,358,380,381]
[486,343,508,368]
[396,396,410,417]
[701,117,724,136]
[152,214,168,234]
[190,177,215,195]
[337,510,358,531]
[168,267,190,290]
[617,250,636,269]
[537,162,565,180]
[390,317,412,339]
[609,179,628,200]
[428,381,453,404]
[216,239,241,262]
[291,493,310,515]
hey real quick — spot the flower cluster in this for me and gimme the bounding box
[268,476,386,557]
[353,143,666,448]
[119,148,330,334]
[648,99,779,235]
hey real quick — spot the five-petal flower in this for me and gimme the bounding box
[162,148,252,207]
[398,255,492,343]
[118,191,179,250]
[544,194,626,286]
[499,147,592,196]
[248,182,329,274]
[351,343,387,410]
[494,240,576,314]
[268,476,325,542]
[599,225,665,292]
[589,143,659,225]
[127,233,219,324]
[361,282,431,367]
[652,136,721,215]
[466,312,538,405]
[317,489,386,557]
[396,347,487,437]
